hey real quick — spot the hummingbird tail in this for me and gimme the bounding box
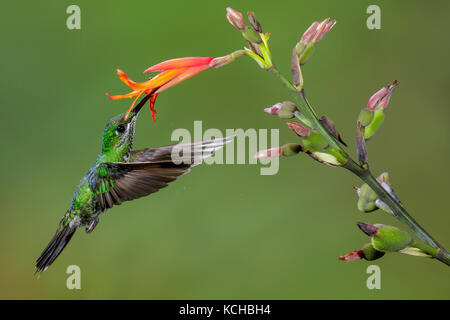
[35,224,77,274]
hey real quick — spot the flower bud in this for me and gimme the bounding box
[281,143,303,156]
[356,182,378,212]
[287,121,310,138]
[361,243,385,261]
[374,198,393,214]
[360,81,398,140]
[264,104,281,115]
[255,147,282,159]
[302,132,328,150]
[362,108,384,140]
[302,18,336,44]
[366,81,398,111]
[291,47,303,90]
[247,11,262,33]
[241,27,262,44]
[357,222,413,252]
[355,172,397,214]
[339,249,364,262]
[357,108,374,127]
[376,172,399,204]
[226,7,246,31]
[356,121,368,165]
[319,116,347,146]
[339,243,385,262]
[295,18,336,65]
[357,222,379,237]
[209,50,246,69]
[264,101,298,119]
[307,150,342,167]
[298,44,315,65]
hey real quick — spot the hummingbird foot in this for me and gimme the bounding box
[85,216,99,233]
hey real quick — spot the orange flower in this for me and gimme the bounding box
[106,57,215,121]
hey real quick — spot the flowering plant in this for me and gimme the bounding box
[106,7,449,266]
[224,7,449,266]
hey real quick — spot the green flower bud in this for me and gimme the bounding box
[357,222,412,252]
[281,143,303,156]
[356,183,378,212]
[338,243,384,262]
[355,172,397,214]
[278,103,297,119]
[362,108,385,140]
[372,225,412,252]
[302,132,328,150]
[361,243,385,261]
[242,27,262,44]
[357,108,374,127]
[298,44,315,65]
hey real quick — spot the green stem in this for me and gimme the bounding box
[267,65,450,266]
[344,160,450,266]
[268,67,344,154]
[411,240,439,258]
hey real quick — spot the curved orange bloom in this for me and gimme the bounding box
[106,57,215,121]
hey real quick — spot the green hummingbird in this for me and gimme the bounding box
[35,94,231,273]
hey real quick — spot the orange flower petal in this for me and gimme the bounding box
[105,91,141,100]
[123,91,144,120]
[122,69,186,92]
[117,69,140,88]
[155,65,210,94]
[148,93,159,122]
[144,57,214,73]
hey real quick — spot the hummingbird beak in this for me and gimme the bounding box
[130,91,153,118]
[130,88,160,121]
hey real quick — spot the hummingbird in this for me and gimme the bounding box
[35,93,232,273]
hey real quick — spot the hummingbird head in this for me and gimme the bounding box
[101,94,149,158]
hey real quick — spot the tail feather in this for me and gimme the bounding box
[35,225,77,274]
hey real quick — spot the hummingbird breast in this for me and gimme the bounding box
[65,173,102,226]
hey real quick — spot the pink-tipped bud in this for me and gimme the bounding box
[255,147,282,159]
[226,7,247,31]
[338,250,364,262]
[357,222,379,237]
[311,18,329,42]
[264,101,298,118]
[301,21,319,43]
[366,80,398,111]
[287,121,310,138]
[315,19,336,42]
[264,103,282,115]
[302,18,336,44]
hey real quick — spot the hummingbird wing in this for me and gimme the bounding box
[89,161,190,210]
[130,136,233,163]
[90,136,233,210]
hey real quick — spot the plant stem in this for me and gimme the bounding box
[268,65,450,266]
[344,159,450,266]
[268,67,343,153]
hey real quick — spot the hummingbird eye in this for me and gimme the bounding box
[116,124,126,135]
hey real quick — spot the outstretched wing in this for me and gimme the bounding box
[89,136,233,210]
[89,161,191,210]
[130,136,233,164]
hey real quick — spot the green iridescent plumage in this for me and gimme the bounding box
[35,96,232,273]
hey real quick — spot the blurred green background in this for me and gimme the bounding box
[1,0,449,299]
